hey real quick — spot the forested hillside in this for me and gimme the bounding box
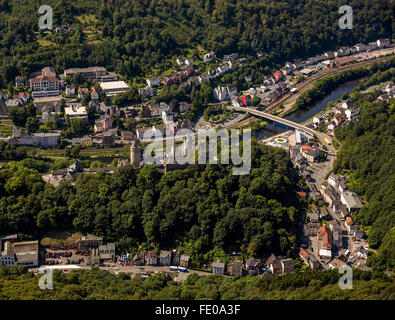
[0,266,393,300]
[0,141,303,266]
[0,0,392,88]
[334,89,395,271]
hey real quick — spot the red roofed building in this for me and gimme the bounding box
[273,70,284,82]
[317,225,332,250]
[297,191,307,199]
[30,67,60,95]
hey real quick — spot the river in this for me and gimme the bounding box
[255,78,362,139]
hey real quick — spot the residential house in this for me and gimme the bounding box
[6,99,23,108]
[323,189,337,207]
[121,131,134,141]
[354,43,368,52]
[269,261,282,275]
[94,115,113,133]
[273,70,284,82]
[171,251,180,266]
[17,92,29,105]
[327,173,341,189]
[146,78,160,87]
[138,86,154,98]
[335,47,351,57]
[99,243,115,262]
[162,109,174,125]
[350,225,363,240]
[308,213,319,224]
[0,100,8,116]
[132,252,145,266]
[330,221,343,249]
[15,76,25,87]
[223,53,239,61]
[178,102,190,113]
[328,258,347,270]
[356,246,368,259]
[345,108,360,121]
[91,87,99,100]
[265,254,278,268]
[145,251,158,266]
[308,254,321,270]
[204,52,215,62]
[301,145,318,162]
[377,38,390,48]
[245,258,261,275]
[78,87,89,99]
[212,260,225,275]
[317,225,332,255]
[179,255,190,268]
[338,181,348,194]
[228,261,243,276]
[161,76,178,86]
[299,248,320,270]
[213,86,237,101]
[65,85,75,96]
[102,132,116,146]
[299,248,310,265]
[311,204,320,215]
[159,251,172,266]
[319,248,332,261]
[280,259,294,274]
[344,217,353,232]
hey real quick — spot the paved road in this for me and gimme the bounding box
[98,264,215,277]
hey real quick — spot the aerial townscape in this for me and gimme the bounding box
[0,0,393,303]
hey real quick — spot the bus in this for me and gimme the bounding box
[177,267,188,273]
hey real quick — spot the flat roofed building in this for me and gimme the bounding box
[100,81,130,97]
[0,234,18,251]
[64,105,88,123]
[341,190,363,213]
[64,67,118,82]
[78,234,103,250]
[99,243,115,261]
[13,240,39,267]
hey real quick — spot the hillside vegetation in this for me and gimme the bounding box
[0,0,392,89]
[0,267,393,300]
[334,88,395,271]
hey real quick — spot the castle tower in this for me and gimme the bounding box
[130,139,142,168]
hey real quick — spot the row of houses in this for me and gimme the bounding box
[213,255,295,277]
[130,251,191,268]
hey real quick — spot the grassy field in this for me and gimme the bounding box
[40,231,84,247]
[0,120,13,137]
[76,14,102,44]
